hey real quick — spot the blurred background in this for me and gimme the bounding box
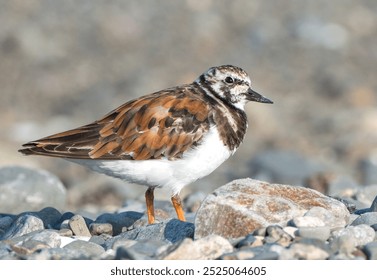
[1,0,377,213]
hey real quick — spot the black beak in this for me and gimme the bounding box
[247,88,273,104]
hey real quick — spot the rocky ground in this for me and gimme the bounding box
[0,167,376,260]
[0,1,377,260]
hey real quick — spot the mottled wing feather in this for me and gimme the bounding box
[19,87,211,161]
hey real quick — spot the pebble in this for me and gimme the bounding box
[160,235,233,260]
[11,239,50,255]
[89,223,113,236]
[116,240,169,260]
[25,230,61,248]
[264,225,293,246]
[236,234,257,248]
[279,243,329,260]
[291,216,325,227]
[296,226,331,241]
[220,248,257,260]
[304,206,347,228]
[2,215,44,240]
[331,224,375,253]
[68,215,91,237]
[195,179,349,239]
[63,240,105,259]
[19,207,62,229]
[246,244,280,260]
[94,212,142,235]
[363,242,377,260]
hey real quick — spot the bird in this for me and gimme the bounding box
[19,65,273,224]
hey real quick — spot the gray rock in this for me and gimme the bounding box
[116,239,169,260]
[291,216,325,227]
[58,228,73,237]
[118,219,194,244]
[331,224,375,252]
[63,240,105,258]
[351,212,377,226]
[363,242,377,260]
[279,243,329,260]
[2,215,44,239]
[299,206,346,228]
[30,247,89,260]
[264,225,293,246]
[69,215,91,237]
[11,239,50,255]
[240,244,279,260]
[195,179,349,239]
[160,235,233,260]
[219,248,257,260]
[88,235,108,247]
[89,223,113,236]
[297,226,331,241]
[236,234,257,248]
[250,251,280,260]
[248,150,326,186]
[296,238,331,253]
[0,166,66,214]
[19,207,62,229]
[333,197,357,213]
[25,230,61,248]
[95,211,142,235]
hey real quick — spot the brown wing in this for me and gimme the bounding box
[19,86,211,160]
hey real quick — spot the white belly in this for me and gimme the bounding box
[69,127,233,195]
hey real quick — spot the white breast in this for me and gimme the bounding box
[69,126,233,195]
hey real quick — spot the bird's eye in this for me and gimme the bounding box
[224,76,234,84]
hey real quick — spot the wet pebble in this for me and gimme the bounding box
[296,226,331,241]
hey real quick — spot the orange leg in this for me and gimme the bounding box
[145,187,155,224]
[171,194,186,222]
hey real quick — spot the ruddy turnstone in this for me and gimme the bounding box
[19,65,273,224]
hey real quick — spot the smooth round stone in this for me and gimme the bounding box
[236,234,257,248]
[279,243,329,260]
[161,235,233,260]
[363,242,377,260]
[297,226,331,241]
[291,216,325,227]
[0,166,66,214]
[331,224,375,249]
[89,223,113,236]
[63,240,105,258]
